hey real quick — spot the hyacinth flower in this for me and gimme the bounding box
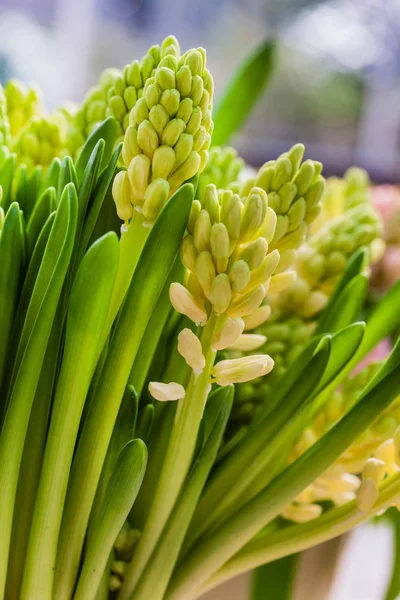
[231,167,384,425]
[4,79,43,138]
[196,145,244,200]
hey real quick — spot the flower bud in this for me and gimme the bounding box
[188,200,201,234]
[122,125,141,165]
[112,170,133,222]
[127,154,151,205]
[184,49,204,76]
[239,238,268,270]
[195,251,216,299]
[169,282,208,324]
[174,133,194,168]
[137,119,159,159]
[255,165,274,192]
[177,97,193,123]
[271,156,292,191]
[181,235,198,271]
[212,354,274,386]
[162,118,186,147]
[362,458,386,483]
[203,184,220,223]
[149,104,170,137]
[186,106,202,136]
[193,209,211,252]
[282,503,322,523]
[227,285,266,318]
[142,178,170,223]
[210,223,230,273]
[240,188,268,242]
[168,151,201,191]
[260,207,277,244]
[229,260,251,294]
[293,160,315,195]
[357,478,379,513]
[176,65,192,97]
[279,182,298,213]
[228,334,267,351]
[212,317,245,351]
[151,145,176,180]
[246,250,280,291]
[287,143,305,174]
[178,328,205,374]
[156,66,176,90]
[221,193,242,245]
[149,381,185,402]
[243,305,271,330]
[268,271,297,294]
[160,89,181,117]
[209,273,232,314]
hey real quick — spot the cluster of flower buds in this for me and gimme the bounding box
[12,114,67,170]
[107,36,180,140]
[148,182,286,401]
[231,168,383,423]
[4,79,42,138]
[113,43,214,226]
[108,522,140,592]
[197,146,244,201]
[282,360,400,523]
[65,68,122,155]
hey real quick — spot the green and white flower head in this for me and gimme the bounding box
[4,79,43,138]
[65,68,122,155]
[197,146,244,201]
[107,36,181,140]
[113,42,214,226]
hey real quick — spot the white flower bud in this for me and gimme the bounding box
[362,458,386,483]
[149,381,185,402]
[212,318,245,351]
[227,334,267,351]
[178,328,206,374]
[268,270,297,294]
[169,282,208,325]
[357,478,379,513]
[227,285,266,319]
[243,305,271,330]
[282,503,322,523]
[212,354,274,386]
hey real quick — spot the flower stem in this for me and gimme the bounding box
[118,312,219,600]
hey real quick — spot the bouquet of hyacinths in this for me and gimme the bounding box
[1,34,400,600]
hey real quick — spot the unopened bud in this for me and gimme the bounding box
[142,178,170,223]
[228,334,267,351]
[287,143,305,174]
[169,282,208,324]
[112,170,133,222]
[240,187,268,242]
[298,289,328,318]
[209,273,232,314]
[194,209,211,252]
[186,107,202,136]
[149,381,185,402]
[212,354,274,386]
[162,118,186,147]
[177,97,193,123]
[229,260,251,294]
[174,133,194,169]
[212,317,244,351]
[227,285,266,318]
[239,238,268,270]
[122,125,141,165]
[152,145,176,180]
[261,207,277,244]
[127,154,151,205]
[221,193,242,245]
[362,458,386,483]
[149,104,170,137]
[203,184,220,223]
[246,250,280,292]
[288,198,306,232]
[271,156,292,191]
[357,478,379,513]
[243,305,271,330]
[293,160,315,195]
[168,151,201,191]
[279,182,298,213]
[188,200,201,234]
[181,235,198,271]
[282,502,322,523]
[210,223,230,273]
[268,270,297,294]
[176,65,192,97]
[178,328,205,374]
[195,251,216,299]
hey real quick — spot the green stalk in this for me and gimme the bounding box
[0,187,77,598]
[165,349,400,599]
[118,312,219,600]
[20,233,118,600]
[74,440,147,600]
[54,186,193,600]
[384,509,400,600]
[201,472,400,595]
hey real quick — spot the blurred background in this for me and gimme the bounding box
[2,1,399,598]
[1,0,400,182]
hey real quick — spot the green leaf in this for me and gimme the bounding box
[39,157,61,195]
[315,273,368,335]
[251,556,299,600]
[26,187,56,256]
[384,508,400,600]
[211,40,275,146]
[0,204,26,404]
[0,185,77,597]
[75,116,117,186]
[54,182,194,600]
[74,440,147,600]
[21,233,120,598]
[136,404,155,443]
[132,387,233,600]
[0,154,16,211]
[57,156,78,200]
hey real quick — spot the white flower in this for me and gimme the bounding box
[212,354,274,386]
[227,334,267,351]
[178,328,205,374]
[148,381,185,402]
[169,282,207,325]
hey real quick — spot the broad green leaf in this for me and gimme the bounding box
[251,556,299,600]
[21,232,119,598]
[16,166,43,223]
[315,273,368,335]
[0,204,26,400]
[132,388,233,600]
[75,116,117,186]
[167,344,400,600]
[54,182,194,600]
[26,187,56,256]
[211,40,275,146]
[74,440,147,600]
[0,186,77,597]
[57,156,78,200]
[0,154,16,211]
[39,157,61,195]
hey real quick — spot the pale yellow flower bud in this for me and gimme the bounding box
[260,207,277,244]
[298,289,328,318]
[174,133,194,169]
[362,458,386,483]
[227,285,266,319]
[210,223,230,273]
[203,184,220,224]
[195,251,216,299]
[282,503,322,523]
[246,250,280,292]
[212,354,274,386]
[240,187,268,243]
[194,209,211,252]
[127,154,151,205]
[168,151,201,191]
[243,305,271,330]
[209,273,232,314]
[169,282,207,324]
[176,97,193,123]
[357,478,379,513]
[142,178,170,223]
[221,193,242,245]
[181,235,198,271]
[152,145,176,180]
[229,260,251,295]
[112,170,133,222]
[268,270,297,294]
[177,328,205,374]
[227,334,267,351]
[239,238,268,270]
[212,318,245,351]
[122,125,141,165]
[149,381,185,402]
[188,200,201,235]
